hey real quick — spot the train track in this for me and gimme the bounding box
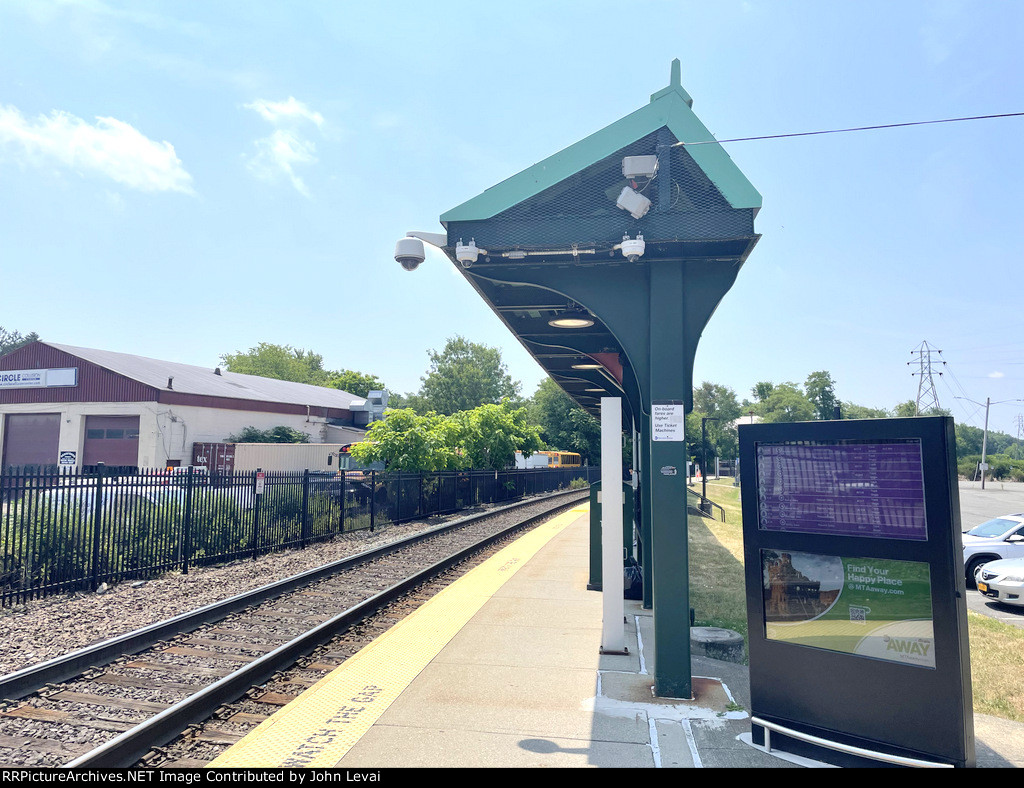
[0,489,587,768]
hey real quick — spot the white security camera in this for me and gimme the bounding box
[394,237,426,271]
[394,231,448,272]
[618,233,645,262]
[456,238,486,269]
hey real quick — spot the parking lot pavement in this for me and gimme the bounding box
[959,480,1024,528]
[966,589,1024,628]
[959,481,1024,627]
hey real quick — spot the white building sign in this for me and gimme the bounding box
[0,367,78,390]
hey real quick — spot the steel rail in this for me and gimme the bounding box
[63,492,586,768]
[0,488,583,702]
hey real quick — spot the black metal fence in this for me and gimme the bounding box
[0,464,598,607]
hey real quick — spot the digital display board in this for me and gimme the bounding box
[756,440,927,541]
[740,418,973,767]
[762,549,934,669]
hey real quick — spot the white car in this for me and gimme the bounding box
[975,557,1024,607]
[962,514,1024,586]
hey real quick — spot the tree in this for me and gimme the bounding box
[327,370,387,397]
[892,399,950,418]
[693,382,742,423]
[451,402,543,470]
[226,425,309,443]
[840,401,889,420]
[528,378,601,464]
[0,328,39,357]
[221,343,329,385]
[348,403,541,472]
[416,336,521,415]
[349,409,462,472]
[804,370,838,420]
[691,382,743,466]
[220,343,387,396]
[751,381,775,402]
[757,382,816,423]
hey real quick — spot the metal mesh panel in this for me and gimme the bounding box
[448,127,754,250]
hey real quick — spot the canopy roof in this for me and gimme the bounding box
[437,62,761,416]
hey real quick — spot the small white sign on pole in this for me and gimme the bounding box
[601,397,625,654]
[652,400,685,442]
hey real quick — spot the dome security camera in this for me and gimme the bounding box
[619,234,645,263]
[395,237,426,271]
[456,238,484,269]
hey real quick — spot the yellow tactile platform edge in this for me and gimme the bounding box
[209,503,589,768]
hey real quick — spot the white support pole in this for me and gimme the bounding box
[601,397,625,654]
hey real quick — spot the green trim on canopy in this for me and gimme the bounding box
[441,62,761,224]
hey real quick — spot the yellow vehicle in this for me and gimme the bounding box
[514,450,583,469]
[546,450,582,468]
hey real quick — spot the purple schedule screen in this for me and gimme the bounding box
[756,441,927,540]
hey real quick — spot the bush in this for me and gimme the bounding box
[959,454,1024,481]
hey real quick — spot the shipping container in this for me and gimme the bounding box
[191,442,352,473]
[192,442,236,474]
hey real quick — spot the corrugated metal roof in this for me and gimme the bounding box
[44,343,367,410]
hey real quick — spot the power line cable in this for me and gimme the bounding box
[674,111,1024,147]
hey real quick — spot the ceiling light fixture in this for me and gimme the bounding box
[571,361,603,370]
[548,308,595,329]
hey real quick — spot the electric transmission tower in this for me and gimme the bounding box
[908,341,945,415]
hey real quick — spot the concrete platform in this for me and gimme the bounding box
[212,505,1024,769]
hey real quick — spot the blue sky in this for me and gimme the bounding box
[1,1,1023,437]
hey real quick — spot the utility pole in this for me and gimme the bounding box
[955,397,1024,490]
[980,397,990,490]
[909,341,945,415]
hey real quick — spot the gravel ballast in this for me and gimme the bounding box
[0,493,582,677]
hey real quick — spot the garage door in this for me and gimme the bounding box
[83,415,141,469]
[2,413,61,471]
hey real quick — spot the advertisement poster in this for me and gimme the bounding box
[762,550,935,668]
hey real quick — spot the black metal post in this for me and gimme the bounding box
[300,469,310,548]
[90,463,105,591]
[251,468,262,559]
[369,470,376,532]
[339,473,346,533]
[701,417,720,510]
[181,465,194,574]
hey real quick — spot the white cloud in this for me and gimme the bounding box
[0,104,193,193]
[244,97,325,197]
[247,129,316,197]
[989,371,1005,379]
[245,97,324,128]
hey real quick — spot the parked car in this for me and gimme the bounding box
[962,514,1024,586]
[974,557,1024,606]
